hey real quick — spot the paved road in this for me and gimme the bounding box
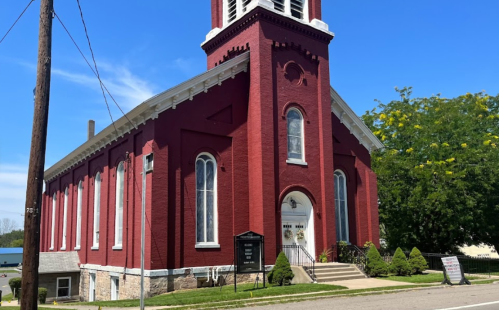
[0,271,19,296]
[237,283,499,310]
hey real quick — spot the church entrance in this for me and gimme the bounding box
[281,191,316,262]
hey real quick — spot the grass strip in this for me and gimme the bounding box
[2,293,13,301]
[378,273,479,283]
[77,283,347,308]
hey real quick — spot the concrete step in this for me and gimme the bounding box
[316,274,367,282]
[314,267,356,274]
[314,263,351,269]
[315,271,361,278]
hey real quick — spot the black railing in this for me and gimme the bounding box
[332,244,368,276]
[280,245,316,281]
[420,253,499,277]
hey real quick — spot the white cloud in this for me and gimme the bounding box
[52,62,156,110]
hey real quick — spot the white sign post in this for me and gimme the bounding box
[441,256,470,285]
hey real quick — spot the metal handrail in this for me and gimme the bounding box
[279,245,316,281]
[333,243,368,276]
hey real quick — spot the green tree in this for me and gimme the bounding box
[408,247,428,274]
[268,252,294,286]
[9,239,23,247]
[389,247,411,276]
[365,245,388,277]
[362,88,499,253]
[0,229,24,247]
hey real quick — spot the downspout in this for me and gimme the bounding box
[124,151,131,279]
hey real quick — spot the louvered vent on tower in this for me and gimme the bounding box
[243,0,252,12]
[228,0,237,22]
[290,0,304,19]
[272,0,285,12]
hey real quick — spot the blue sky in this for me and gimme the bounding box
[0,0,498,225]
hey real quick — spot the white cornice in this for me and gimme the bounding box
[330,87,384,154]
[202,0,333,46]
[44,53,250,182]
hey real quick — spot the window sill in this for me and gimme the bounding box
[74,246,81,251]
[195,243,220,249]
[60,247,66,251]
[286,159,308,166]
[49,247,54,251]
[91,246,99,251]
[112,245,123,250]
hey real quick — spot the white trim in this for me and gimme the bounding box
[114,162,124,248]
[281,191,315,258]
[330,87,384,154]
[75,181,83,249]
[286,159,308,166]
[56,276,71,299]
[93,172,101,248]
[50,193,56,250]
[44,53,250,182]
[74,246,81,251]
[89,273,96,302]
[91,246,99,251]
[334,169,349,243]
[110,276,119,301]
[195,243,221,249]
[61,188,68,250]
[195,153,219,246]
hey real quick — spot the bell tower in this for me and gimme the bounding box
[202,0,337,261]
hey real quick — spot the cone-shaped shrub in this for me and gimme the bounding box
[268,252,294,286]
[389,247,411,276]
[365,245,388,277]
[409,247,428,274]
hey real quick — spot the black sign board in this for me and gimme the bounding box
[234,231,265,292]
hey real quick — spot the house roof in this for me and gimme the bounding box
[38,252,80,274]
[0,248,23,255]
[330,87,384,153]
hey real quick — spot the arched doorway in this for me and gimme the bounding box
[281,191,315,259]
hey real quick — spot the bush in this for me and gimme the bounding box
[408,247,428,274]
[365,245,388,277]
[38,287,47,304]
[268,252,294,286]
[389,247,411,276]
[8,277,21,298]
[338,241,353,263]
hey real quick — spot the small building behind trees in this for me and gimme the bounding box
[0,247,23,267]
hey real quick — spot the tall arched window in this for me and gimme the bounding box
[195,154,218,246]
[114,162,125,248]
[334,170,349,243]
[287,108,305,163]
[75,180,83,249]
[61,187,68,250]
[50,193,56,250]
[93,172,101,249]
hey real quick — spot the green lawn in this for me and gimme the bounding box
[379,273,479,284]
[79,283,347,308]
[2,293,13,301]
[0,270,19,273]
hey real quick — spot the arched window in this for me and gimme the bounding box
[75,180,83,249]
[195,154,218,246]
[287,108,305,163]
[61,187,68,250]
[334,170,349,243]
[114,162,125,248]
[50,193,56,250]
[93,172,101,249]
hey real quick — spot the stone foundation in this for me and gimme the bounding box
[80,265,271,301]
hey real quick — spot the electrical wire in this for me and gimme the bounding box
[0,0,35,46]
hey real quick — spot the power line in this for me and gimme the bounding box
[0,0,35,46]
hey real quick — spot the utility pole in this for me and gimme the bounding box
[21,0,53,309]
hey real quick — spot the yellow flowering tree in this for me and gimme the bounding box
[362,87,499,253]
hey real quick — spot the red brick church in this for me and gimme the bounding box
[40,0,383,301]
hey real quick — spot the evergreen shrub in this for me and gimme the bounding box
[389,247,411,276]
[268,252,294,286]
[8,277,21,298]
[38,287,47,304]
[365,245,388,277]
[408,247,428,274]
